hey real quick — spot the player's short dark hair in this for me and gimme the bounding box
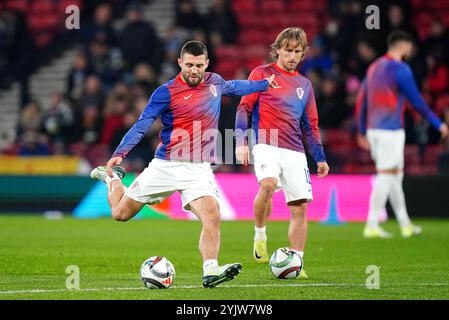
[387,30,414,48]
[180,41,208,59]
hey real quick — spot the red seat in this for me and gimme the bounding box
[30,0,56,13]
[34,32,54,48]
[244,57,265,71]
[422,145,444,165]
[289,0,323,11]
[260,0,285,13]
[243,45,269,60]
[6,0,29,12]
[405,145,421,165]
[214,45,242,61]
[232,0,256,13]
[434,94,449,115]
[238,30,265,45]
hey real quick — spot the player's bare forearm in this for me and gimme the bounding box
[440,123,449,140]
[357,134,370,151]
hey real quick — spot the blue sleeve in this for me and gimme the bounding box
[218,74,269,96]
[112,85,170,158]
[300,82,326,163]
[396,64,442,130]
[355,78,368,135]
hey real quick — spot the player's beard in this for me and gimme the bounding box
[183,72,203,87]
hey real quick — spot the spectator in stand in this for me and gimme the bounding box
[77,75,105,111]
[100,96,128,145]
[119,2,164,73]
[110,110,150,172]
[299,37,333,75]
[67,50,92,103]
[352,40,377,79]
[175,0,206,31]
[72,104,103,145]
[316,74,348,129]
[425,53,449,99]
[81,2,116,47]
[131,63,159,99]
[18,131,51,156]
[88,37,124,92]
[18,100,43,136]
[423,19,449,62]
[42,92,75,149]
[206,0,238,46]
[17,101,50,156]
[385,4,419,42]
[0,9,33,101]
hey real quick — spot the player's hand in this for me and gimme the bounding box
[439,123,449,140]
[265,74,279,88]
[357,134,370,151]
[106,156,123,177]
[317,162,329,178]
[236,145,250,166]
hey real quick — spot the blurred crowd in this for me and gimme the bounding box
[1,0,449,174]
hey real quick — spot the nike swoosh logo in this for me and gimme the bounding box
[254,251,261,259]
[184,94,192,100]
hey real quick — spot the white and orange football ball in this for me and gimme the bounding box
[140,256,175,289]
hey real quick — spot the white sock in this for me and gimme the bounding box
[389,172,411,227]
[292,249,304,259]
[254,226,267,241]
[367,174,393,228]
[203,259,218,275]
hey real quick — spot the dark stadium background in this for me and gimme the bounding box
[1,0,449,216]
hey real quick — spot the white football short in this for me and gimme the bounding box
[125,158,220,211]
[252,143,313,203]
[366,129,405,171]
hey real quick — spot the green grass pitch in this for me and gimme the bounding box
[1,215,448,300]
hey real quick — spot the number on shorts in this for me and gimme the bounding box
[304,168,311,184]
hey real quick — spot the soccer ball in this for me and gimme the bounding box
[269,247,303,279]
[140,256,175,289]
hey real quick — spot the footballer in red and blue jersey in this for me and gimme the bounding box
[235,62,326,163]
[112,72,269,163]
[356,54,443,135]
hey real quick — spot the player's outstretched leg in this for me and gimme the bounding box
[91,164,143,221]
[188,196,242,288]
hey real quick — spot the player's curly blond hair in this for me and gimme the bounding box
[271,27,308,61]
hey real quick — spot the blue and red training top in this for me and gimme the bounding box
[112,72,269,162]
[356,54,442,135]
[235,63,326,163]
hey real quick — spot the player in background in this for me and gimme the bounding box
[356,30,449,238]
[90,41,276,287]
[235,27,329,278]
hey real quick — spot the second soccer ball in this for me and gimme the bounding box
[269,247,303,279]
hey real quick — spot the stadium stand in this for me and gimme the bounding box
[1,0,449,175]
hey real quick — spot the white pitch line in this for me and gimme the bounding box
[0,282,448,295]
